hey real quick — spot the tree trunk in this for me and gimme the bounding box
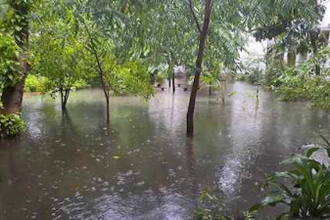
[105,94,110,124]
[1,82,25,115]
[1,1,29,115]
[310,34,320,75]
[186,0,212,137]
[287,48,296,67]
[60,88,71,111]
[168,77,171,88]
[82,20,110,122]
[209,86,212,96]
[172,71,175,93]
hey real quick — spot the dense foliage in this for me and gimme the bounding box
[250,136,330,219]
[1,0,330,218]
[0,113,25,137]
[0,0,27,136]
[0,34,21,90]
[0,0,327,138]
[240,46,330,110]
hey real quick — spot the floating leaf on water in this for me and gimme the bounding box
[113,156,120,160]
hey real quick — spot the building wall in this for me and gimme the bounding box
[321,1,330,27]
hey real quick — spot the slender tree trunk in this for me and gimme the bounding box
[82,20,110,122]
[172,71,175,93]
[64,89,70,109]
[168,77,171,88]
[186,0,212,137]
[60,88,71,111]
[209,86,212,96]
[1,1,29,115]
[287,48,296,67]
[83,22,110,122]
[311,37,321,75]
[105,94,110,124]
[99,81,110,122]
[311,0,321,75]
[60,89,64,111]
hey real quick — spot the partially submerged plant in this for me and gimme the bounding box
[0,113,25,138]
[251,135,330,219]
[195,191,257,220]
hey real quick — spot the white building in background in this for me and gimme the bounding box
[296,1,330,66]
[239,36,267,72]
[240,1,330,70]
[317,0,330,67]
[321,0,330,29]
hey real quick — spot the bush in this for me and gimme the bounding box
[262,47,330,110]
[247,70,263,84]
[304,78,330,110]
[155,72,167,85]
[0,113,25,137]
[252,136,330,219]
[272,74,330,109]
[24,74,47,92]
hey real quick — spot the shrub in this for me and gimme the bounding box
[155,72,167,85]
[251,136,330,219]
[236,70,263,85]
[0,113,25,137]
[273,76,330,109]
[260,47,330,109]
[24,74,47,92]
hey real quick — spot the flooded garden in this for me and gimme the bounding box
[1,82,329,219]
[2,0,330,219]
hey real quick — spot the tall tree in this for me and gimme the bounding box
[186,0,212,136]
[74,0,154,122]
[31,2,92,111]
[0,0,31,115]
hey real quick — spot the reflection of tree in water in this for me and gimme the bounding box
[0,139,55,219]
[185,138,198,206]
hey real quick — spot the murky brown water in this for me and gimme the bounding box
[0,82,329,220]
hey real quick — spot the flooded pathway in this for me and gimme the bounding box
[0,82,329,219]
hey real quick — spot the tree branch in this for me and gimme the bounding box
[81,19,109,100]
[185,0,201,33]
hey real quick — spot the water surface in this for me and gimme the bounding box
[0,82,329,219]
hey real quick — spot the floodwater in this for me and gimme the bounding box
[0,82,329,220]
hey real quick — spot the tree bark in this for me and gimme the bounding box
[105,94,110,124]
[1,1,29,115]
[186,0,212,137]
[60,88,71,111]
[1,82,25,115]
[172,71,175,93]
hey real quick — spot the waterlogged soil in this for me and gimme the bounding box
[0,82,329,220]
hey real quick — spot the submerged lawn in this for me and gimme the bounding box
[0,82,329,219]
